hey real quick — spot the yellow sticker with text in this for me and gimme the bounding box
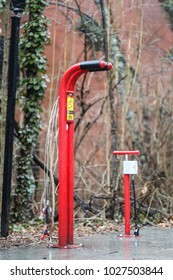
[67,113,74,121]
[67,96,74,121]
[67,96,74,111]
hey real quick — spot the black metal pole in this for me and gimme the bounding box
[131,175,139,236]
[1,9,21,237]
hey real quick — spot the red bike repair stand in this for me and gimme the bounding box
[113,150,140,238]
[52,60,112,249]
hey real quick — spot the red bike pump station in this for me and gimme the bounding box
[113,150,140,237]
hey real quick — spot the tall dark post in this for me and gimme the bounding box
[1,9,21,237]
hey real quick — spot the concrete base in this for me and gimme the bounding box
[0,227,173,260]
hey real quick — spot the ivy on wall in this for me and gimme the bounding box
[161,0,173,30]
[12,0,50,222]
[0,0,6,11]
[160,0,173,60]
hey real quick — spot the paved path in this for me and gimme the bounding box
[0,227,173,260]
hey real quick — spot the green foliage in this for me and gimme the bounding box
[76,14,104,51]
[167,47,173,61]
[12,0,49,222]
[161,0,173,30]
[0,0,6,11]
[160,1,173,80]
[75,7,127,78]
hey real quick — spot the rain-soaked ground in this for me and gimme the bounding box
[0,227,173,260]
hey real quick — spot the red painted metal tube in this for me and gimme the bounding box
[124,174,131,235]
[67,70,88,91]
[59,69,89,247]
[67,121,74,244]
[113,150,140,236]
[66,70,87,245]
[58,60,112,248]
[58,64,81,247]
[113,150,140,155]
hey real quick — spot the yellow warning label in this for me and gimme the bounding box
[67,95,74,122]
[67,96,74,111]
[67,113,74,121]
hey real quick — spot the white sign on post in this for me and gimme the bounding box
[123,160,138,174]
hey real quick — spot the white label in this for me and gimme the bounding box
[123,160,138,174]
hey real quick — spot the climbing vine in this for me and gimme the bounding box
[0,0,6,11]
[12,0,50,222]
[160,0,173,60]
[160,0,173,30]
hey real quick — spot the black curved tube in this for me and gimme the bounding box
[80,60,112,72]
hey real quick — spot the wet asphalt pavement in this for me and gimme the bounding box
[0,227,173,260]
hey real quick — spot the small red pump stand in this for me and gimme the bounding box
[52,61,112,249]
[113,150,140,237]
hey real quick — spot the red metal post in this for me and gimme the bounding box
[113,150,140,237]
[54,61,112,248]
[66,70,87,246]
[58,64,81,248]
[124,174,130,235]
